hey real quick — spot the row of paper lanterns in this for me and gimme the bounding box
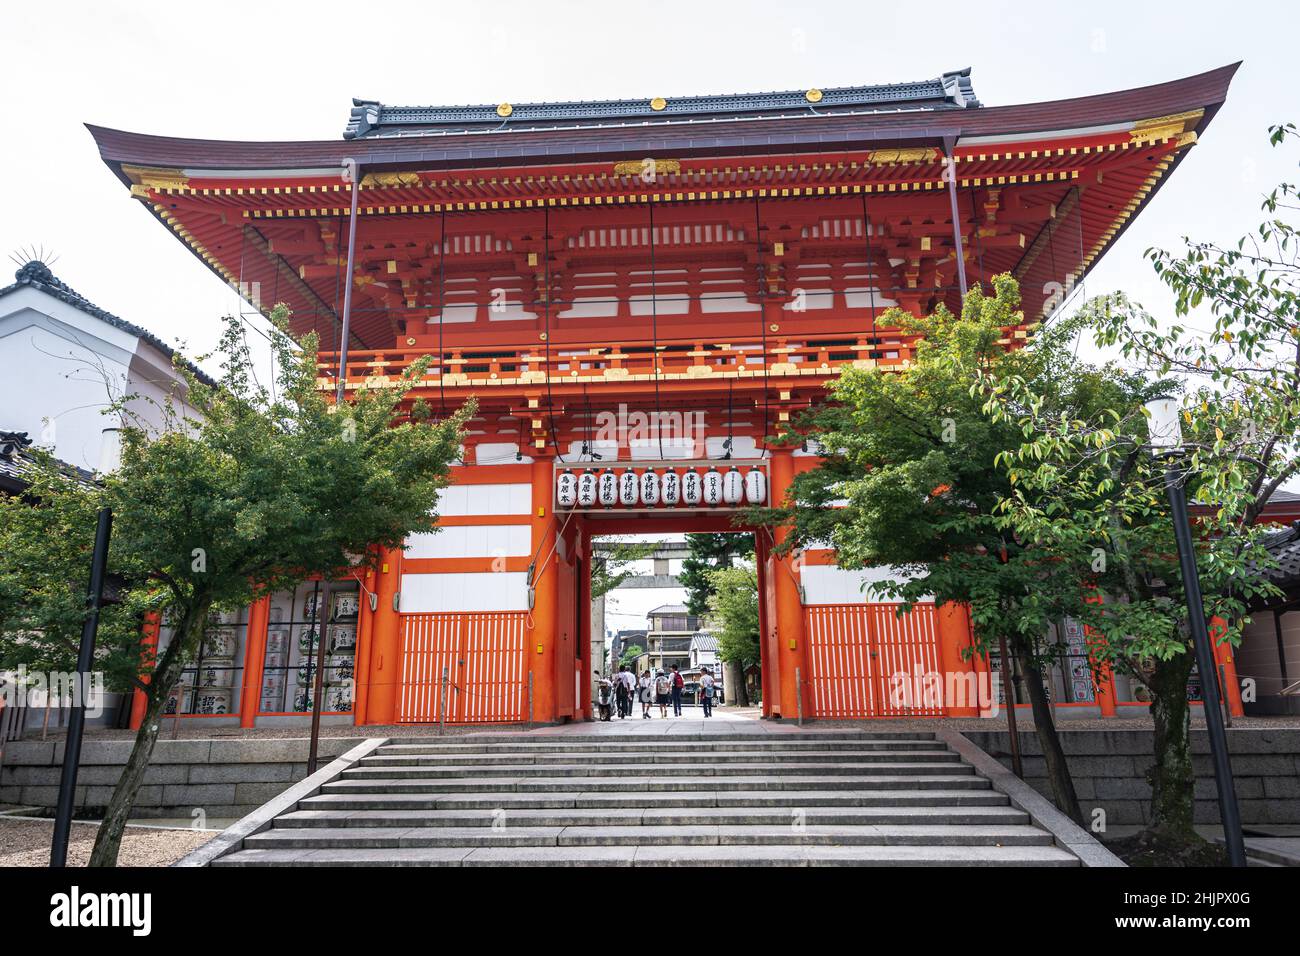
[557,465,767,508]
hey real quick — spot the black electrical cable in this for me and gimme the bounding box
[543,206,567,462]
[970,188,986,288]
[859,188,879,353]
[753,195,770,458]
[438,203,447,417]
[649,199,665,460]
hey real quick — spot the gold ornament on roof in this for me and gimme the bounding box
[497,103,514,117]
[805,89,823,103]
[650,97,667,112]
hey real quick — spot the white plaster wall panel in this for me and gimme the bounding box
[801,564,928,604]
[399,572,529,612]
[434,483,531,516]
[406,524,530,559]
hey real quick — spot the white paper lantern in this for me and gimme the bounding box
[556,470,577,508]
[702,467,723,506]
[661,470,681,506]
[744,467,768,504]
[619,470,638,506]
[577,469,598,507]
[598,469,618,507]
[681,468,702,506]
[722,466,744,505]
[640,468,660,505]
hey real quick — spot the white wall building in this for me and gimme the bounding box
[0,260,206,473]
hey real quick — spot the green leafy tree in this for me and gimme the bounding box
[761,274,1147,824]
[619,643,644,667]
[1012,122,1300,857]
[705,564,760,705]
[987,358,1278,860]
[0,306,469,866]
[680,532,754,616]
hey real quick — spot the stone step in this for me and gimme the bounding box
[381,732,926,746]
[373,739,945,755]
[359,749,959,767]
[297,787,1010,812]
[321,773,987,794]
[276,803,1030,829]
[212,844,1079,867]
[244,823,1055,850]
[345,758,967,779]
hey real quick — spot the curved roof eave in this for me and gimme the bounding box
[87,63,1239,178]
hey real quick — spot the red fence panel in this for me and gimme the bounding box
[804,603,945,718]
[398,611,527,723]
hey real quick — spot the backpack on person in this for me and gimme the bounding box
[656,674,669,695]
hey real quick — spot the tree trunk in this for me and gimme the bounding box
[724,659,748,707]
[1013,640,1084,826]
[1144,649,1201,846]
[89,598,208,867]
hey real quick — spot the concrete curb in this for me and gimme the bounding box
[172,737,387,868]
[936,730,1125,868]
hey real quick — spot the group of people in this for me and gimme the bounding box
[595,663,719,719]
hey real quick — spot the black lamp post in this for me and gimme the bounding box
[50,506,114,868]
[1145,399,1247,868]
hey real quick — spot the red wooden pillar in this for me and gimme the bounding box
[936,602,979,717]
[529,456,559,723]
[351,564,377,726]
[755,532,777,718]
[238,596,270,728]
[128,611,162,730]
[1210,615,1245,718]
[364,545,403,725]
[769,449,808,720]
[1083,594,1118,717]
[578,524,593,720]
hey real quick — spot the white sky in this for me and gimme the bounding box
[2,0,1296,378]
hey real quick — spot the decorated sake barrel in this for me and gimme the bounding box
[328,681,355,712]
[297,628,321,654]
[618,470,638,506]
[598,469,618,506]
[328,655,355,683]
[722,466,744,505]
[577,469,598,506]
[192,687,233,715]
[198,660,235,687]
[331,592,360,620]
[329,623,357,653]
[202,627,238,660]
[556,469,577,508]
[265,627,289,655]
[639,467,660,505]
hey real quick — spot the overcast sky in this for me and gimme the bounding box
[2,0,1295,376]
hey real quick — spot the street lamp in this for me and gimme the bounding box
[1144,398,1247,868]
[50,507,115,868]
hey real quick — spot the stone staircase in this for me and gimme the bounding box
[211,730,1083,866]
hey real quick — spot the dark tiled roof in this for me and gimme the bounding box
[0,430,97,494]
[691,634,720,653]
[344,71,980,139]
[0,261,215,387]
[1258,521,1300,589]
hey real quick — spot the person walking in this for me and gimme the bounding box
[654,669,670,718]
[670,664,684,717]
[639,669,653,719]
[615,665,632,719]
[700,667,715,718]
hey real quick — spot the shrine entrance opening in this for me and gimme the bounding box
[584,525,764,724]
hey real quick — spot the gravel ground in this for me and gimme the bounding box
[0,816,216,867]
